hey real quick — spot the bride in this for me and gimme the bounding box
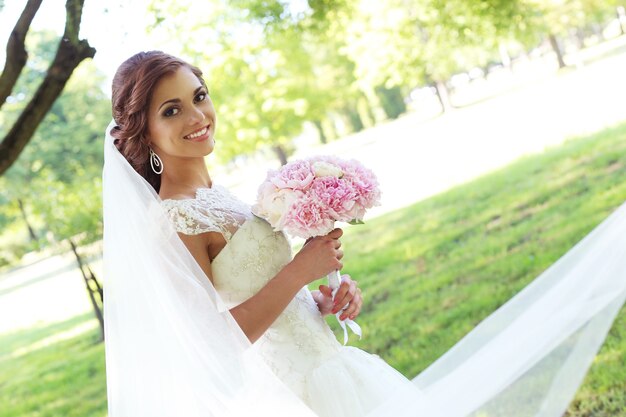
[103,51,626,417]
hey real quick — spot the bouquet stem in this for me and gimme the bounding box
[327,270,362,345]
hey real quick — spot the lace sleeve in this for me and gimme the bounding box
[161,199,223,236]
[160,185,252,240]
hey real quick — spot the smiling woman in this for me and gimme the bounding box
[104,51,371,416]
[109,52,215,194]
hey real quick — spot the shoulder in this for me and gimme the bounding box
[175,225,216,283]
[161,198,220,236]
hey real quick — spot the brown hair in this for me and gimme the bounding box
[110,51,205,193]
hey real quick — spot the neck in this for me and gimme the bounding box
[158,156,213,199]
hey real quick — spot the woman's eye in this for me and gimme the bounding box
[164,107,179,117]
[195,92,207,102]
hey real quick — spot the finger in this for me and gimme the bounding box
[336,249,344,260]
[328,228,343,239]
[333,280,356,313]
[334,281,348,298]
[334,240,342,249]
[318,285,333,298]
[341,293,361,320]
[344,289,363,319]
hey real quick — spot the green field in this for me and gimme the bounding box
[2,122,626,416]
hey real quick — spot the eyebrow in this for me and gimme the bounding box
[158,86,205,111]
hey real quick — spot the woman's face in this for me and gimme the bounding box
[147,66,216,158]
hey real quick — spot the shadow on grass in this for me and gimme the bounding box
[0,312,106,417]
[0,312,96,359]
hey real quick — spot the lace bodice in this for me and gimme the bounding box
[161,185,342,401]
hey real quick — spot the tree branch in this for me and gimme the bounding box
[0,0,95,176]
[0,0,44,107]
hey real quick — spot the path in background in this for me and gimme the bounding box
[226,46,626,222]
[2,46,626,339]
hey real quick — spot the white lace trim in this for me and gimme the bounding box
[161,185,252,240]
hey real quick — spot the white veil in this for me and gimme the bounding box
[103,121,316,416]
[103,119,626,417]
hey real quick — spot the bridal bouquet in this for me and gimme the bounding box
[252,155,381,343]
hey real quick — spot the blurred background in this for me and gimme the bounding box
[1,0,626,416]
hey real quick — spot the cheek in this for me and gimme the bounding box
[147,118,173,150]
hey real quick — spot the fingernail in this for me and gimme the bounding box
[349,315,355,320]
[339,314,346,320]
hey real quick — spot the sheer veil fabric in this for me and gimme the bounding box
[103,120,626,416]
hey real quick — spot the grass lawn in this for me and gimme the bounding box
[2,122,626,416]
[339,121,626,416]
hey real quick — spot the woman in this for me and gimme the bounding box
[103,51,626,417]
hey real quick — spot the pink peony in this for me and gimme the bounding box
[270,160,315,190]
[282,198,335,238]
[309,176,358,222]
[341,161,381,208]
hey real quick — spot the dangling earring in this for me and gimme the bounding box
[149,148,164,174]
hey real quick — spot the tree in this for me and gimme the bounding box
[0,27,108,336]
[0,0,95,175]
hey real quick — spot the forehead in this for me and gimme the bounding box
[150,66,202,107]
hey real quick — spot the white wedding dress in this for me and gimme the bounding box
[161,185,414,417]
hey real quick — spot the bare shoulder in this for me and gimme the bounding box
[177,231,218,283]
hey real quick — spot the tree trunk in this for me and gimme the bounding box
[548,34,566,69]
[374,85,407,119]
[312,120,327,144]
[87,265,104,304]
[69,238,104,341]
[573,28,585,50]
[321,118,338,142]
[361,86,387,123]
[434,80,453,113]
[0,0,95,176]
[343,106,364,133]
[499,43,511,68]
[618,7,626,36]
[17,198,38,241]
[590,23,604,40]
[356,96,375,129]
[273,145,288,166]
[0,0,44,106]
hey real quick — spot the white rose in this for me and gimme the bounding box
[312,161,343,178]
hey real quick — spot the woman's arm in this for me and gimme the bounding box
[178,228,344,343]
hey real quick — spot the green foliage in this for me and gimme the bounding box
[148,1,306,162]
[0,30,109,254]
[144,0,624,161]
[533,0,622,37]
[148,0,373,163]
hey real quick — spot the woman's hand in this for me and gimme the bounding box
[289,228,344,286]
[312,274,363,321]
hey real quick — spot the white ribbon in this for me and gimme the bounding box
[328,270,363,345]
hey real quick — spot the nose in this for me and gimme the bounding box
[188,105,205,125]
